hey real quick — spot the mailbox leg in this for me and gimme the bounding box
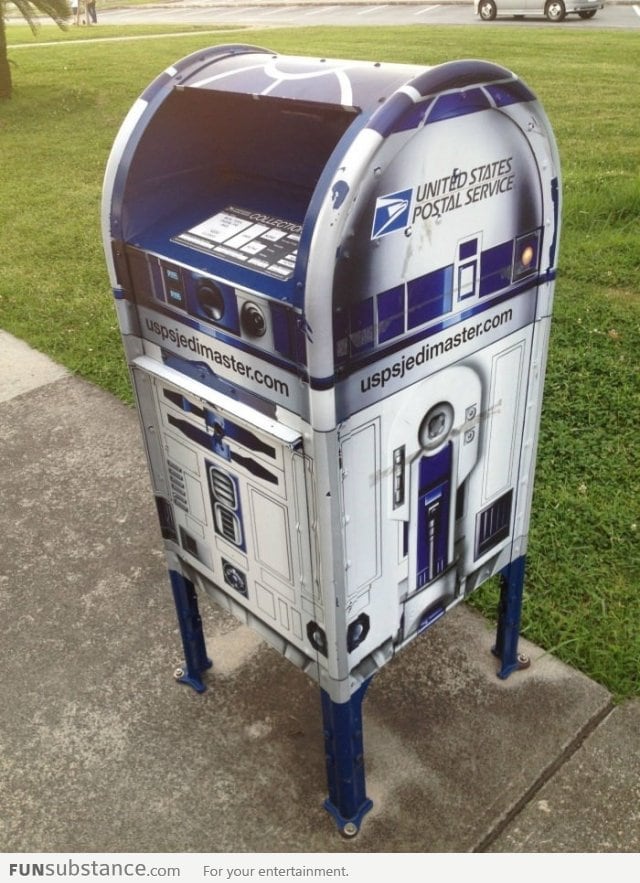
[493,555,527,679]
[169,569,212,693]
[320,679,373,837]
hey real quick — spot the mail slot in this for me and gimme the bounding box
[102,45,561,835]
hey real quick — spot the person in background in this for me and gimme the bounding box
[86,0,97,23]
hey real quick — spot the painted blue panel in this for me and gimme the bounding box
[385,97,434,135]
[428,88,491,124]
[550,177,560,270]
[485,80,536,108]
[375,62,527,136]
[367,91,415,137]
[271,301,296,361]
[459,238,478,260]
[416,445,452,589]
[479,241,513,298]
[325,272,549,387]
[410,60,512,99]
[349,297,375,354]
[334,304,350,363]
[475,489,513,559]
[377,285,405,343]
[407,266,453,328]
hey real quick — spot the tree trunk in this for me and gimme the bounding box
[0,11,12,100]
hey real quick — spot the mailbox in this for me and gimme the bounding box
[102,45,561,835]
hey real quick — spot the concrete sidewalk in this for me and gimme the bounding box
[0,329,638,853]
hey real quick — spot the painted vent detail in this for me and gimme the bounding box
[210,467,237,508]
[167,460,189,512]
[214,505,243,545]
[475,489,513,559]
[209,466,244,548]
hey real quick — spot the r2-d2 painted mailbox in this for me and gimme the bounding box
[102,45,561,835]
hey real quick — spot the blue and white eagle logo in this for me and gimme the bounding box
[371,189,413,239]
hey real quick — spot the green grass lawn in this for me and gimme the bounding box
[1,23,638,699]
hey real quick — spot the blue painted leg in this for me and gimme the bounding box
[169,570,212,693]
[321,679,373,836]
[493,555,528,680]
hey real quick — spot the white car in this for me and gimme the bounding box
[474,0,603,21]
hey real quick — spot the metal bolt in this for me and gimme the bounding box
[341,821,359,838]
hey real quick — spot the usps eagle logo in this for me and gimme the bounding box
[371,189,413,239]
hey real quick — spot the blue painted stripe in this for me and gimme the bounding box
[334,227,548,364]
[309,374,336,391]
[377,285,405,343]
[428,88,492,124]
[367,91,415,137]
[408,266,454,328]
[418,605,445,633]
[373,62,535,137]
[387,97,434,134]
[409,60,514,98]
[549,177,560,270]
[485,79,536,108]
[309,271,555,388]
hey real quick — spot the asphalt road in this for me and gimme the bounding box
[98,2,640,29]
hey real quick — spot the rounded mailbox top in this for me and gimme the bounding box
[170,46,428,112]
[103,46,560,424]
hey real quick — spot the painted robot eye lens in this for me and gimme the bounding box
[521,245,535,267]
[418,402,454,450]
[241,301,267,338]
